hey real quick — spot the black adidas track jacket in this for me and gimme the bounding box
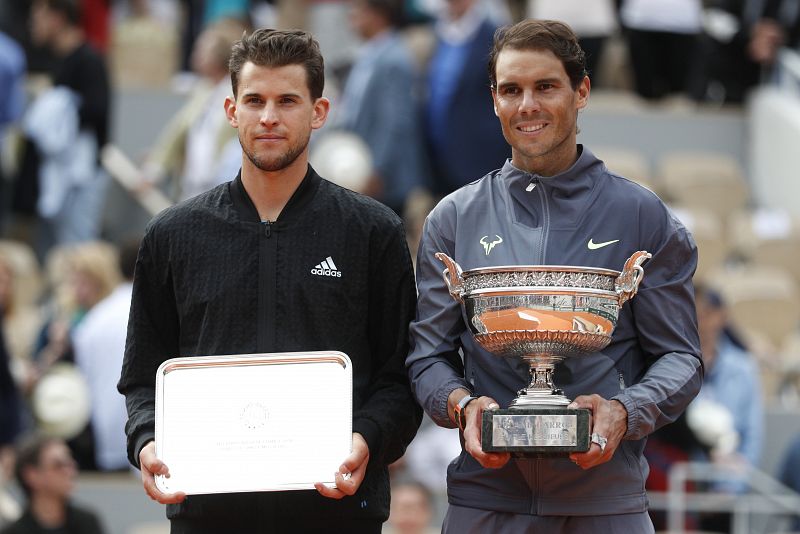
[118,166,421,529]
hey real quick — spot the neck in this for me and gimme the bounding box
[513,144,578,177]
[30,494,67,528]
[53,27,83,57]
[240,154,309,222]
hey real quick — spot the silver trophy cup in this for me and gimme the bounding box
[436,251,651,455]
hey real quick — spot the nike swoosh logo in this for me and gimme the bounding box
[587,238,620,250]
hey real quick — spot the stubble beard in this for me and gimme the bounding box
[240,130,310,172]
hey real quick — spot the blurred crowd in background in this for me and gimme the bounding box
[2,0,800,532]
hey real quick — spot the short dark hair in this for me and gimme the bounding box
[14,434,60,497]
[488,20,587,90]
[38,0,81,26]
[229,28,325,99]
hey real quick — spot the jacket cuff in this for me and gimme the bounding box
[352,418,382,461]
[130,432,155,469]
[436,379,471,429]
[610,393,638,440]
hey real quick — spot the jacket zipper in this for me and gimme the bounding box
[531,174,549,264]
[258,220,276,352]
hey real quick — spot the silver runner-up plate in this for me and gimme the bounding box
[154,351,352,495]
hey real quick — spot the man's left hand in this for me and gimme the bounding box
[315,432,369,499]
[568,395,627,470]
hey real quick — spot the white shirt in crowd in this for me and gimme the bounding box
[73,282,133,471]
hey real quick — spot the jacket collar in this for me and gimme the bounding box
[230,165,322,224]
[497,145,606,228]
[498,145,602,187]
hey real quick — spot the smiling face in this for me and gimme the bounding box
[492,48,589,176]
[224,62,329,175]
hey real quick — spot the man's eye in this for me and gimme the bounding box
[503,87,520,95]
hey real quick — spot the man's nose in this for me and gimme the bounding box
[260,102,279,125]
[520,90,541,113]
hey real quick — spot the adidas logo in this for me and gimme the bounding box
[311,256,342,277]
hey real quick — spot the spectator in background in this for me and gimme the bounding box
[384,481,438,534]
[22,0,111,247]
[0,434,104,534]
[27,242,119,470]
[0,31,26,229]
[620,0,703,100]
[424,0,508,195]
[140,18,247,202]
[692,284,763,532]
[694,285,763,474]
[28,242,120,395]
[751,0,800,70]
[692,0,772,103]
[72,238,139,472]
[335,0,429,214]
[645,285,763,531]
[526,0,617,83]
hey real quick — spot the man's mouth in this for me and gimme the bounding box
[517,123,546,133]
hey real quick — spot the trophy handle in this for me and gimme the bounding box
[616,250,652,306]
[435,252,465,303]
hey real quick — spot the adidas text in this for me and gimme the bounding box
[311,268,341,277]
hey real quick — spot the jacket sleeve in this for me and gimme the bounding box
[611,210,704,440]
[117,224,180,468]
[351,218,422,465]
[406,211,471,429]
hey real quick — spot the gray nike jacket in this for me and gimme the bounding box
[407,146,703,516]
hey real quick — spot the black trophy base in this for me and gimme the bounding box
[481,407,590,457]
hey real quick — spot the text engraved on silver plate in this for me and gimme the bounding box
[491,414,577,447]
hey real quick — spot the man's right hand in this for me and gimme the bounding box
[460,395,511,469]
[139,441,186,504]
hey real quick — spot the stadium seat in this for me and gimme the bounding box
[657,151,750,223]
[729,208,800,286]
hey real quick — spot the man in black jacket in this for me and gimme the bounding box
[118,28,421,533]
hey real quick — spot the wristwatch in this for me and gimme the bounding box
[454,394,477,432]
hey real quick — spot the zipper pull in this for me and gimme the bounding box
[263,220,272,237]
[526,175,539,192]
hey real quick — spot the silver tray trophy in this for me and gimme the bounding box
[436,251,651,456]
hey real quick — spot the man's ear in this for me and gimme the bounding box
[491,89,499,116]
[224,95,238,128]
[311,97,330,130]
[576,76,590,111]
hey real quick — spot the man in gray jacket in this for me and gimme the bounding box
[407,19,703,532]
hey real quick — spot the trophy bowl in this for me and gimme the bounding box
[436,251,651,454]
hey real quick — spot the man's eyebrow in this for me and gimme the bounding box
[240,91,304,99]
[497,77,562,90]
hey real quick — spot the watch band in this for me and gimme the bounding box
[454,395,477,432]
